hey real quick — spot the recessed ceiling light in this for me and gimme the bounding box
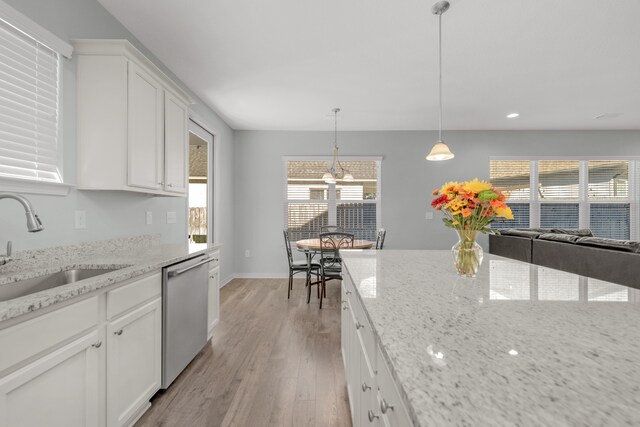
[506,113,520,119]
[593,113,622,120]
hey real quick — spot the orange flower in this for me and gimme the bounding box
[432,188,439,195]
[461,208,472,218]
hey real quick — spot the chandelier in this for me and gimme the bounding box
[322,108,354,184]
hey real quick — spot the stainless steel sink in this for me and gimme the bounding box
[0,268,120,302]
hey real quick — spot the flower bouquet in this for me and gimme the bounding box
[431,179,513,277]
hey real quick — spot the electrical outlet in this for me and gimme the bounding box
[245,250,250,258]
[425,211,434,220]
[146,211,153,225]
[75,210,86,229]
[166,211,176,224]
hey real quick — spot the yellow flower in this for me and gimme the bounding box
[462,178,492,195]
[440,181,460,194]
[494,205,514,220]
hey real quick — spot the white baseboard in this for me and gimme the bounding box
[234,272,289,279]
[220,274,236,288]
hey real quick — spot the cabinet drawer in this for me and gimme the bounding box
[106,273,161,319]
[351,296,375,374]
[0,296,99,373]
[376,346,413,427]
[208,250,220,270]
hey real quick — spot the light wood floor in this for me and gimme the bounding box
[135,278,352,427]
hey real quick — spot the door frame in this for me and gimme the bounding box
[187,114,217,246]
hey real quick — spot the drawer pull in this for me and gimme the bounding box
[361,382,371,392]
[356,322,364,330]
[114,329,123,336]
[343,306,349,311]
[368,410,379,422]
[346,290,352,295]
[380,398,395,414]
[91,341,102,348]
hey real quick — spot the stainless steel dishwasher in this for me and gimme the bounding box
[161,254,212,389]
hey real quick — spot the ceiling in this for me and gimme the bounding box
[98,0,640,131]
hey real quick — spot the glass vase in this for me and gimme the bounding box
[451,230,484,278]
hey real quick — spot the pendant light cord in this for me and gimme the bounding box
[438,12,442,142]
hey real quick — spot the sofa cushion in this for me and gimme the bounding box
[498,229,547,238]
[551,228,593,237]
[576,236,640,253]
[538,233,581,243]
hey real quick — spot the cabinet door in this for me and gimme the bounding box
[0,331,101,427]
[106,298,161,427]
[127,62,163,190]
[347,301,361,427]
[208,265,220,338]
[164,92,188,194]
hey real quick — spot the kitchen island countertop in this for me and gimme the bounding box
[341,250,640,426]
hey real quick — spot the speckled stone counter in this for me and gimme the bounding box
[341,250,640,427]
[0,236,220,322]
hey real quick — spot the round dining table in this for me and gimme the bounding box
[296,238,375,251]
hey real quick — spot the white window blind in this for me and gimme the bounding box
[0,13,63,183]
[490,158,639,239]
[285,159,381,241]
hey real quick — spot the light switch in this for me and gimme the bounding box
[146,211,153,225]
[166,211,177,224]
[75,210,86,229]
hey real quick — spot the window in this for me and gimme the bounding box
[490,158,639,240]
[0,2,72,189]
[285,158,381,241]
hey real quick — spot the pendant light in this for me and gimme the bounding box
[426,1,455,161]
[323,108,354,183]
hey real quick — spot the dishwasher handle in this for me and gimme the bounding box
[167,257,215,277]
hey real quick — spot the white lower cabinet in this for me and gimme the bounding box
[0,272,163,427]
[107,298,162,427]
[207,262,220,339]
[342,275,412,427]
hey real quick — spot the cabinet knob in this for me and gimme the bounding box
[342,306,349,311]
[356,322,364,330]
[168,183,173,187]
[380,398,395,414]
[346,290,352,295]
[91,341,102,348]
[158,182,164,186]
[114,329,123,336]
[368,410,380,423]
[361,382,371,392]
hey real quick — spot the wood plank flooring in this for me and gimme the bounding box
[135,278,352,427]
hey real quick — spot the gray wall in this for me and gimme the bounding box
[0,0,235,282]
[234,130,640,276]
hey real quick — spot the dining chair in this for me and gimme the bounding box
[317,232,354,309]
[321,225,344,233]
[283,230,320,299]
[375,228,386,249]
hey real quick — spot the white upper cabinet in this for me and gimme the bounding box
[74,39,191,196]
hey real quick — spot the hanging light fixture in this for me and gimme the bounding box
[426,1,455,161]
[323,108,354,183]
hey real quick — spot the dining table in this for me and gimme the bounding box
[295,238,375,251]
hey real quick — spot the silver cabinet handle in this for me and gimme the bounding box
[361,382,371,392]
[168,256,214,277]
[380,398,395,414]
[211,258,219,262]
[368,410,379,422]
[92,341,102,348]
[346,290,352,295]
[158,182,164,186]
[356,322,364,330]
[343,306,349,311]
[114,329,123,336]
[168,183,173,187]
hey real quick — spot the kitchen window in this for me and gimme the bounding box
[0,1,72,194]
[490,158,639,240]
[284,158,381,241]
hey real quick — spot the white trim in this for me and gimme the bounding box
[0,177,72,196]
[220,274,237,288]
[0,0,73,58]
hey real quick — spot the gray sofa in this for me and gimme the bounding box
[489,228,640,289]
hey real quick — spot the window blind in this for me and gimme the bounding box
[285,159,380,241]
[0,17,62,183]
[590,204,630,240]
[491,203,530,229]
[538,160,579,200]
[540,203,579,229]
[588,160,629,200]
[489,160,530,200]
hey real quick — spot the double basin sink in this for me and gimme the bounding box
[0,268,121,302]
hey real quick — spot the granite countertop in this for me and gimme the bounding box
[0,236,220,322]
[341,250,640,427]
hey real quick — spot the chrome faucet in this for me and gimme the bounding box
[0,193,44,232]
[0,193,44,266]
